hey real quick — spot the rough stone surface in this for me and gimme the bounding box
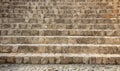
[0,0,120,64]
[0,64,120,71]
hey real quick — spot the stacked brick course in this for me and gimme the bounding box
[0,0,120,64]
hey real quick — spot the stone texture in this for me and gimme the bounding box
[30,57,40,64]
[7,57,15,63]
[0,0,120,64]
[23,57,30,64]
[15,57,23,64]
[0,64,120,71]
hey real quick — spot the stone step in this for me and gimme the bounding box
[0,18,119,24]
[1,24,120,29]
[0,53,120,64]
[0,45,120,54]
[1,36,120,44]
[1,29,120,36]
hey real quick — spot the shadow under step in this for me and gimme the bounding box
[0,53,120,64]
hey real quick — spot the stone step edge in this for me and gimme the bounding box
[0,53,120,64]
[1,44,120,46]
[1,29,120,31]
[0,45,119,54]
[0,53,120,57]
[1,36,120,38]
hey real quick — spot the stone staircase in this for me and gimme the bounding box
[0,0,120,64]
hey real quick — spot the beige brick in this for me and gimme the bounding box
[48,57,54,64]
[96,57,102,64]
[31,57,40,64]
[73,57,83,64]
[7,57,15,63]
[23,57,30,64]
[41,57,48,64]
[15,57,23,64]
[60,57,73,64]
[37,46,46,53]
[54,46,62,53]
[18,46,29,53]
[45,46,55,53]
[0,57,6,64]
[2,46,12,53]
[102,57,108,65]
[108,57,116,64]
[55,57,61,64]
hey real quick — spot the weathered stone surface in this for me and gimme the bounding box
[61,57,73,64]
[41,57,48,64]
[31,57,40,64]
[7,57,15,63]
[55,57,61,64]
[0,57,6,64]
[15,57,23,64]
[73,57,83,64]
[23,57,30,64]
[48,57,55,64]
[0,0,120,64]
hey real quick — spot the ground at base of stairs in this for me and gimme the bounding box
[0,64,120,71]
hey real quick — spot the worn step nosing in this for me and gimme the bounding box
[1,36,120,38]
[1,29,120,31]
[0,53,120,57]
[1,44,120,46]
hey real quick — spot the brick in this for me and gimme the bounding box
[0,57,6,64]
[2,37,11,44]
[54,57,61,64]
[44,37,68,44]
[83,57,89,64]
[108,57,116,65]
[89,57,96,64]
[18,46,29,53]
[54,46,62,53]
[36,46,46,53]
[60,57,73,64]
[102,57,108,65]
[21,30,31,36]
[31,57,40,64]
[23,57,30,64]
[62,46,69,53]
[48,57,54,64]
[95,57,102,64]
[7,57,15,63]
[73,57,83,64]
[45,46,55,53]
[68,46,80,53]
[13,30,21,36]
[0,30,8,36]
[41,57,48,64]
[15,57,23,64]
[68,38,98,44]
[105,38,120,44]
[116,57,120,64]
[2,46,12,53]
[12,46,18,53]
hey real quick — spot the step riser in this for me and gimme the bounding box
[1,30,120,36]
[1,18,120,24]
[0,24,120,29]
[1,37,120,44]
[0,56,120,64]
[0,46,120,54]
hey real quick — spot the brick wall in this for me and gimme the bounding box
[0,0,120,64]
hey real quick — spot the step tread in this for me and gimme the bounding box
[0,53,120,57]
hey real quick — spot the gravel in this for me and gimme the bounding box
[0,64,120,71]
